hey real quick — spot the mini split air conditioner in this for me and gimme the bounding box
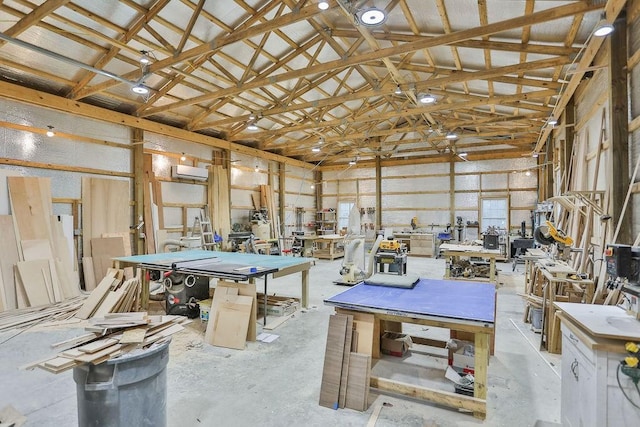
[171,165,209,181]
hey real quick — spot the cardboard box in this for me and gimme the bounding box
[448,340,475,374]
[256,294,300,317]
[381,332,412,357]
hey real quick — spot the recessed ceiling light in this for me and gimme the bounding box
[356,7,387,26]
[318,0,329,10]
[419,93,436,104]
[132,84,149,94]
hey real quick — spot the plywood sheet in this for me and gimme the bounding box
[82,257,97,291]
[217,280,257,341]
[82,177,130,258]
[52,216,80,298]
[75,275,118,320]
[319,314,349,409]
[15,260,52,306]
[8,176,54,252]
[0,215,19,310]
[204,286,239,345]
[91,237,126,285]
[21,239,54,261]
[345,352,371,411]
[211,295,253,350]
[0,168,20,215]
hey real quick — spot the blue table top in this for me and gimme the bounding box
[325,278,495,324]
[113,250,315,271]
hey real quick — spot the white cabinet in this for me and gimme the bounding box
[558,304,640,427]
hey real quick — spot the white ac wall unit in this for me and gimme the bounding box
[171,165,209,181]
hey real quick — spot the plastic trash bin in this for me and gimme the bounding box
[73,340,170,427]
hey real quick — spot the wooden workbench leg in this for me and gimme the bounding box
[473,332,489,419]
[301,269,309,308]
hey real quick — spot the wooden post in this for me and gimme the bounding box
[609,13,630,243]
[375,156,382,230]
[279,161,286,238]
[132,128,144,255]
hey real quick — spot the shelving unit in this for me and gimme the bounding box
[316,210,337,235]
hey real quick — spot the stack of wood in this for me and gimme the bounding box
[75,270,141,320]
[0,176,80,312]
[0,296,85,333]
[256,293,300,317]
[28,312,187,374]
[319,313,372,412]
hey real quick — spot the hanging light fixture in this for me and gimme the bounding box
[180,153,186,161]
[310,183,315,189]
[45,125,55,137]
[418,93,436,104]
[355,7,387,27]
[446,131,457,140]
[318,137,324,144]
[547,116,558,126]
[394,85,402,95]
[593,14,614,37]
[349,159,356,165]
[139,50,152,64]
[318,0,329,10]
[458,152,468,158]
[132,83,149,94]
[532,152,539,158]
[312,147,321,152]
[525,170,532,176]
[254,165,259,172]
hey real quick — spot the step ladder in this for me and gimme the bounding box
[192,207,216,250]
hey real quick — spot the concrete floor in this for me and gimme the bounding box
[0,256,562,427]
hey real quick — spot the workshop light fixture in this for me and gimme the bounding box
[45,125,55,137]
[418,93,436,104]
[318,0,329,10]
[310,183,315,189]
[349,159,356,165]
[445,131,457,140]
[547,116,558,126]
[132,83,149,94]
[532,152,539,158]
[355,7,387,26]
[139,50,152,64]
[254,165,259,172]
[312,147,321,152]
[594,14,614,37]
[525,170,532,176]
[458,152,468,158]
[394,84,402,95]
[180,153,186,161]
[247,121,258,131]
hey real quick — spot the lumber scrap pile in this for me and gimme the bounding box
[319,313,372,412]
[0,177,81,312]
[75,270,142,320]
[256,293,300,317]
[0,296,85,333]
[27,312,187,374]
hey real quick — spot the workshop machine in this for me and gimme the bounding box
[148,269,209,317]
[604,244,640,319]
[534,220,574,260]
[375,236,408,275]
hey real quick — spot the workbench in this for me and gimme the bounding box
[555,303,640,427]
[113,250,315,312]
[312,234,345,260]
[440,243,500,283]
[324,278,495,419]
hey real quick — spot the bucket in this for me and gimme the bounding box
[73,340,170,427]
[530,308,543,330]
[199,299,212,322]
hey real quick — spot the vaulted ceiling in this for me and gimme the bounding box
[0,1,614,166]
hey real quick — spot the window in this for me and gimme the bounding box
[338,201,355,231]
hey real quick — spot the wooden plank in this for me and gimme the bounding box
[77,338,118,354]
[319,314,349,409]
[345,352,371,411]
[15,260,52,306]
[0,216,20,310]
[211,295,253,350]
[82,256,97,291]
[75,275,118,320]
[216,280,256,341]
[20,239,53,260]
[90,237,126,285]
[142,155,156,254]
[120,327,147,344]
[338,315,353,408]
[51,216,80,298]
[204,286,238,345]
[7,177,54,253]
[82,177,130,259]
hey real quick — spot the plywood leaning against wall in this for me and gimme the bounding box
[209,165,231,250]
[3,177,80,311]
[81,177,130,258]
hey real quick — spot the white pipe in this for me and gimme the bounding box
[344,238,363,264]
[365,235,384,279]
